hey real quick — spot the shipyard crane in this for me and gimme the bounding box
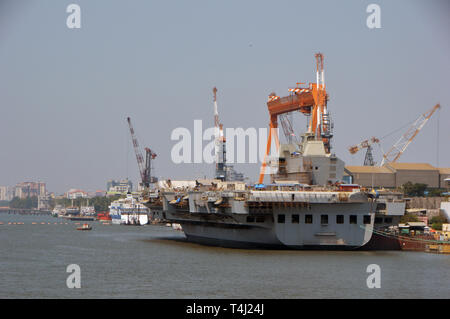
[126,117,157,188]
[213,87,226,180]
[380,104,440,166]
[259,53,331,184]
[348,104,441,167]
[348,137,380,166]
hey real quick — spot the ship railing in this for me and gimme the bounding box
[247,191,339,203]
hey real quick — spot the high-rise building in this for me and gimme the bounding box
[13,182,46,199]
[0,186,13,201]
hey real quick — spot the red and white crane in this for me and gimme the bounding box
[213,87,227,180]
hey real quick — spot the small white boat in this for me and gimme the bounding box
[171,223,182,231]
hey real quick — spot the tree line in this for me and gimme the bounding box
[9,196,38,209]
[7,195,123,212]
[401,182,447,197]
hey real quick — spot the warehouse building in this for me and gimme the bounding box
[344,163,450,189]
[343,166,395,188]
[439,168,450,189]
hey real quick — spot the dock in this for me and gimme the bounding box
[0,207,51,216]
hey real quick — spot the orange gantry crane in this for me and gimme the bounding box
[258,53,332,184]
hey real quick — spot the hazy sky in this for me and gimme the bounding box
[0,0,449,193]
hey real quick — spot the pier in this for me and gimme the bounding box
[0,207,51,216]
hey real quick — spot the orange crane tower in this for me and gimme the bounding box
[258,53,331,184]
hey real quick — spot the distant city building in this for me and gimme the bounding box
[92,190,106,197]
[38,195,52,210]
[107,179,133,194]
[0,186,13,201]
[13,182,46,199]
[66,189,89,199]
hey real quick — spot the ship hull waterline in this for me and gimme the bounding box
[161,202,375,250]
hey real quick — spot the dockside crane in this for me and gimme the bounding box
[380,104,440,166]
[259,53,332,184]
[348,137,380,166]
[213,87,227,180]
[127,117,157,189]
[348,104,441,167]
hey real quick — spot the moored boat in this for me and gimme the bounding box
[108,193,150,225]
[76,223,92,231]
[96,212,111,221]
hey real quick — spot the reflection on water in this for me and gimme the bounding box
[0,214,449,298]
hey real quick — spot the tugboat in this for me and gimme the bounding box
[76,223,92,231]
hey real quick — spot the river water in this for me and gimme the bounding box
[0,214,449,299]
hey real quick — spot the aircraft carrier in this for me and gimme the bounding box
[144,53,406,250]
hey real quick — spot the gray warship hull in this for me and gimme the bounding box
[151,188,376,250]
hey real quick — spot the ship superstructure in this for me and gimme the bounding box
[109,193,150,225]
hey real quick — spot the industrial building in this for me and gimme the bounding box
[345,163,450,189]
[106,179,133,195]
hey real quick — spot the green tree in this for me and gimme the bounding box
[54,195,122,213]
[426,188,445,197]
[402,182,427,197]
[400,213,419,223]
[9,196,38,209]
[430,213,448,231]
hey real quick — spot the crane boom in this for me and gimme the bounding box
[127,117,146,183]
[348,137,380,154]
[380,104,440,166]
[279,112,298,144]
[127,117,157,188]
